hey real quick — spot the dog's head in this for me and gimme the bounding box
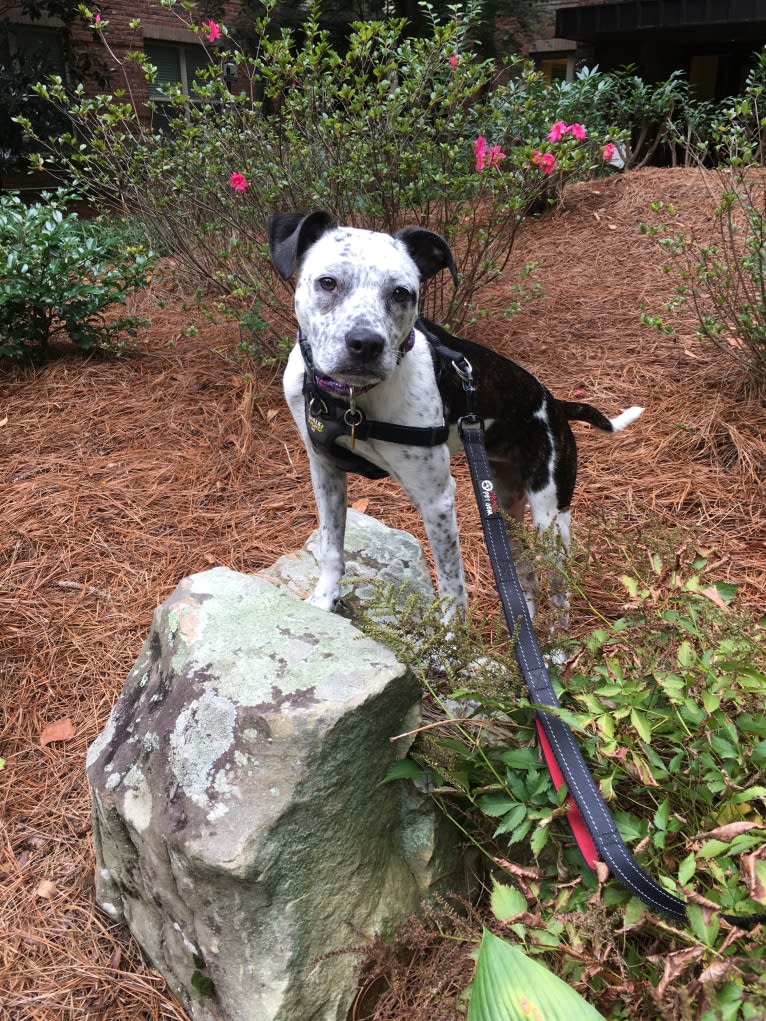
[268,211,457,387]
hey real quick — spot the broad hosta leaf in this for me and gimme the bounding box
[467,929,606,1021]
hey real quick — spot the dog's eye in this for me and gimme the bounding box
[391,286,412,303]
[318,277,337,292]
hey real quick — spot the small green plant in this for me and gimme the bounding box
[364,535,766,1018]
[0,189,155,358]
[640,55,766,383]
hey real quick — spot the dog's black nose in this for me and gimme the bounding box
[345,329,385,360]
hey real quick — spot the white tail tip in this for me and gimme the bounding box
[609,406,644,433]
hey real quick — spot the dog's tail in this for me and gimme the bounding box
[562,402,644,434]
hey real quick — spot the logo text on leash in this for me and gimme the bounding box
[480,477,499,516]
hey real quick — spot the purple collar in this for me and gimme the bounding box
[300,328,415,399]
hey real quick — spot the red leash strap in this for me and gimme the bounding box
[536,719,599,869]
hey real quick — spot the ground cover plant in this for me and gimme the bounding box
[359,536,766,1019]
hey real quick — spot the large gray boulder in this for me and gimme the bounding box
[87,517,466,1021]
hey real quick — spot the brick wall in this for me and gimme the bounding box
[6,2,244,114]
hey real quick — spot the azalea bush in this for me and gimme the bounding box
[19,1,631,356]
[16,2,722,358]
[0,189,155,358]
[547,65,712,170]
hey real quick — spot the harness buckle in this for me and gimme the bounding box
[345,402,365,447]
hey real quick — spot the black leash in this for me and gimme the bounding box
[450,357,766,929]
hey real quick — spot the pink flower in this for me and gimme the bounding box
[448,53,459,69]
[474,136,487,171]
[548,121,588,143]
[94,13,102,25]
[573,388,586,398]
[202,19,221,43]
[474,136,505,171]
[532,150,556,176]
[548,120,567,143]
[602,142,617,162]
[229,172,249,192]
[486,145,506,169]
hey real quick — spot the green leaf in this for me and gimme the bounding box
[478,794,518,818]
[494,804,528,836]
[490,881,527,921]
[687,904,720,947]
[467,930,606,1021]
[714,581,738,604]
[678,853,697,885]
[623,897,646,926]
[380,758,425,783]
[530,822,550,857]
[653,798,670,831]
[677,640,696,668]
[499,747,541,771]
[698,838,730,859]
[630,708,652,743]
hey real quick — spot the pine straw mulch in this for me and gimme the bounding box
[1,166,765,1020]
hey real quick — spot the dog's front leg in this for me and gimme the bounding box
[393,450,467,618]
[307,453,348,611]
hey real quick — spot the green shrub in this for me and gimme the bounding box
[641,54,766,383]
[0,189,155,358]
[19,2,622,355]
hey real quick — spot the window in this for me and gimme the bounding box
[143,41,211,129]
[538,56,571,85]
[0,24,67,179]
[1,24,66,75]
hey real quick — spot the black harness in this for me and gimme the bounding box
[300,320,460,479]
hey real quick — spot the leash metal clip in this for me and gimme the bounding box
[308,395,329,418]
[452,356,483,438]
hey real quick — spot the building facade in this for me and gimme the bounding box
[533,0,766,97]
[1,2,242,188]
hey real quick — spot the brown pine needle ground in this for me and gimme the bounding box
[1,168,765,1019]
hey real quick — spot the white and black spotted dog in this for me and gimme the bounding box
[269,211,643,620]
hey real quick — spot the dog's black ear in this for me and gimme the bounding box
[267,211,337,280]
[394,227,458,286]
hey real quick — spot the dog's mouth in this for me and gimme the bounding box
[313,362,387,391]
[314,372,383,396]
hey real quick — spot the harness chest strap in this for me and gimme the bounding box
[300,326,450,478]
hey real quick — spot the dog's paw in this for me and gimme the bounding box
[308,586,339,612]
